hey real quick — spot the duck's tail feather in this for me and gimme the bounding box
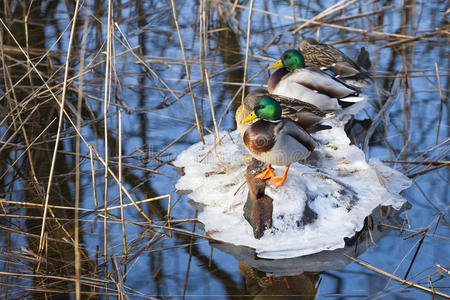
[338,95,366,103]
[337,94,368,115]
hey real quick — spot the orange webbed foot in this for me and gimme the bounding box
[268,175,287,187]
[255,164,274,180]
[268,165,290,188]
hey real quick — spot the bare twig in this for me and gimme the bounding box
[345,254,450,298]
[170,0,205,143]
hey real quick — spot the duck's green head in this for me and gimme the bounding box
[242,96,282,122]
[268,49,305,71]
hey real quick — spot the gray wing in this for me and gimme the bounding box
[283,120,318,152]
[288,68,359,98]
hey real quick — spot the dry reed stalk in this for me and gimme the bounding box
[363,78,400,155]
[204,69,220,143]
[1,45,175,114]
[114,23,193,116]
[118,110,127,257]
[0,225,73,244]
[289,0,297,33]
[0,18,92,155]
[412,182,445,215]
[331,6,392,23]
[74,5,90,299]
[344,255,449,298]
[0,118,57,180]
[24,0,34,90]
[401,139,449,176]
[198,132,228,164]
[1,29,41,195]
[383,160,449,166]
[408,165,448,178]
[111,195,171,211]
[381,215,443,290]
[0,19,72,103]
[0,214,89,222]
[217,1,416,39]
[0,270,109,285]
[165,194,174,238]
[103,0,113,265]
[182,209,198,300]
[112,255,129,300]
[153,124,197,159]
[89,145,99,207]
[292,0,356,33]
[90,148,152,223]
[0,195,170,216]
[143,55,219,65]
[435,62,444,144]
[146,223,216,241]
[404,266,446,285]
[198,0,205,83]
[217,65,267,129]
[170,0,205,143]
[123,235,164,266]
[436,264,449,275]
[0,105,39,153]
[403,229,428,279]
[240,0,254,104]
[32,0,81,260]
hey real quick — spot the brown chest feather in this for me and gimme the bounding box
[267,68,289,94]
[244,120,280,154]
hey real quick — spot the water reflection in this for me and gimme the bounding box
[214,205,405,275]
[208,204,407,298]
[239,262,320,299]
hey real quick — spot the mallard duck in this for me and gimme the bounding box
[236,89,332,136]
[298,38,371,86]
[267,49,366,111]
[242,96,317,188]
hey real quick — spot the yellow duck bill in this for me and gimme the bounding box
[242,111,257,122]
[268,60,284,69]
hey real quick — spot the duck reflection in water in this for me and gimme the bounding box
[239,262,320,299]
